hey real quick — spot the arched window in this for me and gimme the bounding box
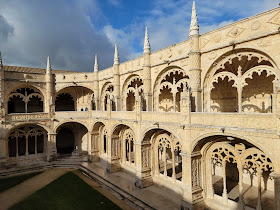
[154,69,189,112]
[8,126,46,158]
[8,88,43,114]
[55,93,75,111]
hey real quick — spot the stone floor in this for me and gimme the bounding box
[213,175,274,209]
[0,160,183,210]
[82,161,182,210]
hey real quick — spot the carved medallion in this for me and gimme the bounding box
[177,47,183,55]
[227,27,245,38]
[214,34,222,43]
[251,21,261,30]
[208,51,217,60]
[257,39,271,47]
[167,49,172,58]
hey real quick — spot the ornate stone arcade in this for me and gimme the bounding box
[1,2,280,210]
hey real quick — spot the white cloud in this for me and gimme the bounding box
[0,0,120,71]
[102,0,278,59]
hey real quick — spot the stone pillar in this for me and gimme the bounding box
[143,27,152,111]
[106,134,121,173]
[135,142,153,188]
[0,137,6,167]
[181,152,203,210]
[47,132,57,161]
[222,161,228,202]
[93,54,100,110]
[113,44,121,111]
[90,132,100,162]
[256,168,263,210]
[0,52,5,116]
[45,57,53,115]
[188,2,202,112]
[271,172,280,210]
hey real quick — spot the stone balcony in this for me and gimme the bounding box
[5,111,277,133]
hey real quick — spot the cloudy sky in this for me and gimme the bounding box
[0,0,277,72]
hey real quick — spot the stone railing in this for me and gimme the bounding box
[55,111,90,119]
[6,113,49,121]
[6,111,277,132]
[190,112,277,131]
[141,112,182,123]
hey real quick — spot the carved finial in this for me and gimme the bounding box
[114,43,119,65]
[0,51,2,68]
[46,56,51,74]
[189,1,199,36]
[94,54,99,72]
[144,27,151,53]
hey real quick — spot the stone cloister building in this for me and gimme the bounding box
[1,2,280,210]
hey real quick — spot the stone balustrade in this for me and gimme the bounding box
[5,111,277,132]
[6,113,49,121]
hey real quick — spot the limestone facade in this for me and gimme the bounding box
[1,2,280,210]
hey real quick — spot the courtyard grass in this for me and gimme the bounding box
[9,171,122,210]
[0,171,42,193]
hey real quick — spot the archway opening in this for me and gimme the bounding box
[211,78,238,112]
[7,88,44,114]
[195,135,275,209]
[55,93,75,111]
[56,122,88,155]
[242,72,274,113]
[7,125,47,159]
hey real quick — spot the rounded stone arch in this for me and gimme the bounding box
[111,123,136,137]
[141,125,182,144]
[55,84,95,95]
[100,81,114,111]
[153,65,190,112]
[6,85,45,114]
[203,48,279,113]
[5,84,46,102]
[121,74,144,111]
[5,123,50,139]
[91,121,106,134]
[6,123,49,160]
[55,86,94,112]
[190,132,277,170]
[53,120,90,134]
[55,121,89,155]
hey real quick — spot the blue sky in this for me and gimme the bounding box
[0,0,277,71]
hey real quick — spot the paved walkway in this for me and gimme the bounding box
[82,161,181,210]
[0,168,72,210]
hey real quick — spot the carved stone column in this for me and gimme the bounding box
[181,152,203,209]
[0,137,6,167]
[271,172,280,210]
[135,142,153,188]
[106,134,121,173]
[47,132,57,161]
[90,132,100,162]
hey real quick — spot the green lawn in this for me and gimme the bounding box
[9,171,122,210]
[0,171,42,193]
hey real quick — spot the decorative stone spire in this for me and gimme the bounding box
[189,1,199,36]
[144,27,150,53]
[46,56,51,74]
[94,54,99,72]
[114,43,119,65]
[0,51,3,70]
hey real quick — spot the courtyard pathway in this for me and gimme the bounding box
[0,168,72,210]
